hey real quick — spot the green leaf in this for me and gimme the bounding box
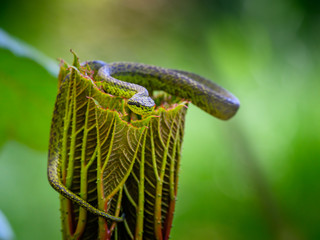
[49,54,189,239]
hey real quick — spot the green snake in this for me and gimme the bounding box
[85,61,240,120]
[48,61,240,223]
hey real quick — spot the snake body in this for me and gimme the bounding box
[49,60,240,223]
[48,167,124,221]
[85,61,240,120]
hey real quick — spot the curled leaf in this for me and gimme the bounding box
[48,54,188,239]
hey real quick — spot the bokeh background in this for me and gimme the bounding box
[0,0,319,239]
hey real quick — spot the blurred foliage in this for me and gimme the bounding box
[0,0,319,239]
[0,47,57,149]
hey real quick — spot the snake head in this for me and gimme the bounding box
[127,94,155,116]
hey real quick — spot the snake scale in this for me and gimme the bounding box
[48,60,240,222]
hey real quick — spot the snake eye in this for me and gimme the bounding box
[128,101,140,107]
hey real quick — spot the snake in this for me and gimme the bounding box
[84,61,240,120]
[48,60,240,223]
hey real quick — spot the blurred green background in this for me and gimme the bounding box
[0,0,319,239]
